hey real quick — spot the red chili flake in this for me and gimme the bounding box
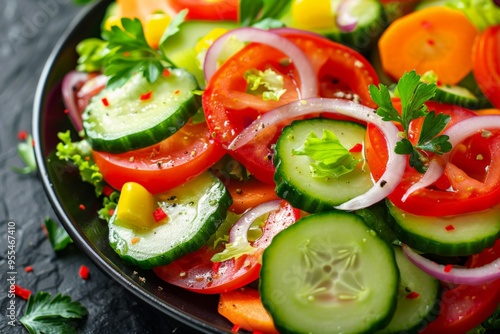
[140,91,153,101]
[427,39,435,46]
[25,266,33,273]
[445,224,455,231]
[31,139,35,147]
[436,80,442,87]
[79,265,90,280]
[17,130,28,141]
[444,264,453,273]
[174,89,180,95]
[102,185,114,197]
[421,20,431,29]
[212,261,221,274]
[108,209,115,216]
[232,324,240,333]
[14,285,32,300]
[41,223,48,237]
[163,68,171,77]
[153,207,168,222]
[349,143,363,153]
[405,291,420,299]
[252,331,264,334]
[101,97,109,107]
[64,108,69,114]
[79,204,86,210]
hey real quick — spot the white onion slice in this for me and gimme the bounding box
[229,98,405,211]
[401,159,444,201]
[203,27,318,99]
[402,244,500,285]
[229,199,282,243]
[402,115,500,199]
[61,71,92,132]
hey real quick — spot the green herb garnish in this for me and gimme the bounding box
[292,129,360,178]
[12,134,37,175]
[369,71,452,173]
[44,218,73,252]
[448,0,500,31]
[77,10,187,89]
[239,0,291,27]
[20,291,87,334]
[245,68,287,101]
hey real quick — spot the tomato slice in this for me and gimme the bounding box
[365,101,500,216]
[92,119,225,194]
[153,200,300,294]
[167,0,238,21]
[472,25,500,108]
[203,32,379,184]
[421,240,500,334]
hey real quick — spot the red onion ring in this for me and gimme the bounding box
[61,71,92,132]
[229,199,282,243]
[336,0,359,32]
[402,244,500,285]
[203,27,318,99]
[402,115,500,199]
[229,98,405,211]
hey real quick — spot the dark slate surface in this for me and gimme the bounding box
[0,1,198,333]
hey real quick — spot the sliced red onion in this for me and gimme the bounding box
[402,244,500,285]
[336,0,359,32]
[229,199,282,243]
[229,98,405,211]
[203,27,318,99]
[402,115,500,199]
[61,71,92,132]
[401,159,444,201]
[77,74,108,99]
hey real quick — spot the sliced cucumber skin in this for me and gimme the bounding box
[260,211,399,334]
[377,246,441,334]
[431,85,480,109]
[387,200,500,256]
[83,69,200,153]
[274,118,373,213]
[108,172,232,269]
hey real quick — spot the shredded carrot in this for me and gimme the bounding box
[224,177,279,214]
[218,288,279,334]
[378,6,478,85]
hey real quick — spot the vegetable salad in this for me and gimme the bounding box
[56,0,500,333]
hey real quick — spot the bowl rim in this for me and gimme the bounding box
[32,2,226,333]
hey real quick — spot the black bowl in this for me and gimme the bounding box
[32,1,231,332]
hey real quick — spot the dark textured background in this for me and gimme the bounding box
[0,1,198,333]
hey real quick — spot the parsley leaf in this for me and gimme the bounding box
[12,134,37,175]
[44,218,73,251]
[369,71,451,173]
[75,38,110,72]
[292,130,360,178]
[20,291,87,334]
[239,0,292,27]
[56,131,105,197]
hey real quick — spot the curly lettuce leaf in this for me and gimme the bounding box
[245,68,287,101]
[56,131,104,197]
[292,129,360,178]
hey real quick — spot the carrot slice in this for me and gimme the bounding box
[378,6,478,85]
[218,288,279,334]
[225,177,279,214]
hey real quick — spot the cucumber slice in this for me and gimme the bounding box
[83,68,200,153]
[378,246,440,334]
[274,118,373,213]
[387,200,500,256]
[432,84,480,109]
[162,20,239,87]
[354,201,398,244]
[260,211,399,334]
[108,171,232,269]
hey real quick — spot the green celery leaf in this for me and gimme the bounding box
[20,291,87,334]
[44,218,73,251]
[293,130,360,179]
